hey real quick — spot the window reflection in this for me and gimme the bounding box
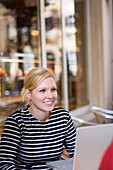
[65,0,89,110]
[0,1,41,101]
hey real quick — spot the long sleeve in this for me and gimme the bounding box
[0,114,21,170]
[0,106,76,169]
[64,115,76,157]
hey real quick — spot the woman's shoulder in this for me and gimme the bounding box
[7,105,29,121]
[52,107,71,119]
[53,107,69,113]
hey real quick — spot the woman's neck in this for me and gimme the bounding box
[28,106,50,122]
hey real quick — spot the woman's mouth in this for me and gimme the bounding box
[44,101,53,105]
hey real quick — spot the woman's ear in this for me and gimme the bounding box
[25,89,31,100]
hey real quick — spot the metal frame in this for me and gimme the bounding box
[61,0,69,110]
[91,106,113,124]
[39,0,47,68]
[71,115,97,126]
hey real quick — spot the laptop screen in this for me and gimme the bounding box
[73,123,113,170]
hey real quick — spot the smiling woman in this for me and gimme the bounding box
[0,67,76,170]
[21,67,56,104]
[24,68,58,121]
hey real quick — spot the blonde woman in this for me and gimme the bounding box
[0,67,76,170]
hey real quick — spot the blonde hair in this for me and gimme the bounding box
[21,67,56,104]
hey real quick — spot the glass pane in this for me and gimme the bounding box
[44,0,63,107]
[0,0,41,134]
[65,0,89,110]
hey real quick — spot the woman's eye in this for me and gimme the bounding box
[39,89,45,92]
[51,88,57,92]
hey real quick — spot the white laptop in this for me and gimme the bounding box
[73,123,113,170]
[47,123,113,170]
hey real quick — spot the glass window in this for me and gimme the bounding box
[0,0,41,134]
[44,0,64,107]
[64,0,89,110]
[44,0,89,110]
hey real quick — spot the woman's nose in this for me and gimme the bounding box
[47,91,53,98]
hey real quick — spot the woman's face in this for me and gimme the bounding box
[27,77,58,113]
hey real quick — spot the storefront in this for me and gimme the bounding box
[0,0,113,135]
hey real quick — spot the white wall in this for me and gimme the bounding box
[90,0,113,109]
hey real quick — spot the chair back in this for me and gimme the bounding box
[91,106,113,124]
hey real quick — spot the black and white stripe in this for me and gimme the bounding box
[0,105,76,170]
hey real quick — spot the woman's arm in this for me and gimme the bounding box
[0,114,21,170]
[64,115,76,157]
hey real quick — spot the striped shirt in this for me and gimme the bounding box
[0,105,76,170]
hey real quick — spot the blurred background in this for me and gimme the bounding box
[0,0,113,134]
